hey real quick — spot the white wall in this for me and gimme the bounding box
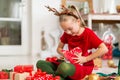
[32,0,61,56]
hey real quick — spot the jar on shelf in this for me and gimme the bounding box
[102,28,115,60]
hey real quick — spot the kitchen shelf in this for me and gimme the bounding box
[61,0,93,13]
[84,14,120,29]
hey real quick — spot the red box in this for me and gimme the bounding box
[0,71,9,79]
[14,65,33,73]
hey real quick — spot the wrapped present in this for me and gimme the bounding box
[2,69,13,79]
[62,47,82,64]
[26,69,60,80]
[0,71,9,79]
[10,71,35,80]
[14,65,33,73]
[10,65,34,80]
[94,58,102,68]
[10,72,29,80]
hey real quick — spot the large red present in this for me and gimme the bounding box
[0,71,9,79]
[10,65,34,80]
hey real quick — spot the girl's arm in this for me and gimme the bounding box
[86,42,108,62]
[74,42,108,64]
[57,41,65,56]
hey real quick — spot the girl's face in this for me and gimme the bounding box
[60,18,81,36]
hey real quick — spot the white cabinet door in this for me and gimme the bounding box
[31,0,61,55]
[0,0,30,55]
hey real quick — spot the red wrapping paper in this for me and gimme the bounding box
[46,56,64,66]
[10,65,34,80]
[14,65,33,73]
[26,69,60,80]
[62,47,82,64]
[0,71,9,79]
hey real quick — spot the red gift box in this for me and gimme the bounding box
[62,47,82,64]
[0,71,9,79]
[14,65,33,73]
[10,65,34,80]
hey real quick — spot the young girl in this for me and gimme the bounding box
[44,5,108,80]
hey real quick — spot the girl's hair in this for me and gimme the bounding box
[45,5,86,27]
[59,6,86,27]
[59,7,78,21]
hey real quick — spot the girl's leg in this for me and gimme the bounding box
[36,60,55,74]
[55,62,75,78]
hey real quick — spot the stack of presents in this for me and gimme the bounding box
[0,64,61,80]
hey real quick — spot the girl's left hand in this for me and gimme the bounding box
[73,52,87,64]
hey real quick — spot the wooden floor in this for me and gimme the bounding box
[0,55,119,74]
[93,57,119,74]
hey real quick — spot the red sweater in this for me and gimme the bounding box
[60,27,103,79]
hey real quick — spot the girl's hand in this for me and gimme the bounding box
[73,52,87,64]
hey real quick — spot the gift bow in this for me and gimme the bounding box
[46,56,64,65]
